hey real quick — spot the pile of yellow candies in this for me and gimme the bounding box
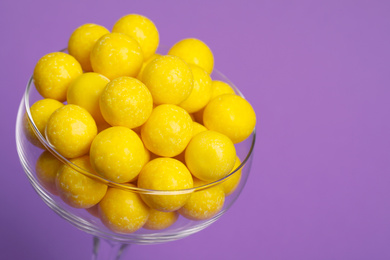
[27,14,256,234]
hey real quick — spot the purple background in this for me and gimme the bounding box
[1,0,390,259]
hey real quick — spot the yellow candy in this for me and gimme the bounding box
[178,178,225,221]
[29,99,64,135]
[138,131,152,167]
[137,158,193,212]
[46,104,97,158]
[55,156,107,208]
[173,121,207,164]
[36,150,63,195]
[90,33,143,80]
[98,185,150,234]
[68,23,110,72]
[112,14,159,60]
[142,55,193,105]
[141,104,193,157]
[220,156,242,196]
[128,133,152,183]
[137,53,161,81]
[210,80,235,99]
[203,94,256,143]
[143,144,151,167]
[90,126,145,183]
[185,130,236,182]
[179,64,212,113]
[168,38,214,74]
[193,80,235,124]
[192,121,207,137]
[25,98,64,148]
[33,52,83,101]
[99,77,153,129]
[144,209,179,230]
[67,72,110,125]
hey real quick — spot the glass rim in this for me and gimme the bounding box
[24,64,256,195]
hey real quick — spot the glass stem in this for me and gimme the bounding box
[92,236,130,260]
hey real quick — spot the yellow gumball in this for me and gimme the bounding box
[203,94,256,143]
[36,150,63,195]
[33,52,83,101]
[112,14,159,60]
[98,185,150,234]
[220,156,242,196]
[143,144,151,167]
[193,80,235,124]
[67,72,110,125]
[185,130,236,182]
[179,64,212,113]
[90,126,145,183]
[138,158,193,212]
[128,133,152,183]
[179,178,225,221]
[142,55,193,105]
[144,209,179,230]
[90,33,143,80]
[24,98,64,148]
[168,38,214,74]
[99,77,153,129]
[173,121,207,164]
[138,132,151,167]
[56,156,107,208]
[137,53,161,81]
[210,80,235,99]
[192,121,207,136]
[68,23,110,72]
[46,104,97,158]
[29,99,64,136]
[141,104,193,157]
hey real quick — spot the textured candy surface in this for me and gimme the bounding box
[99,186,150,233]
[203,94,256,143]
[46,104,97,158]
[56,156,107,208]
[90,33,143,79]
[90,126,145,183]
[112,14,159,60]
[99,76,153,129]
[141,104,193,157]
[138,158,193,212]
[33,52,82,101]
[185,130,236,182]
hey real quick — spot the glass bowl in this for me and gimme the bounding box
[15,50,256,258]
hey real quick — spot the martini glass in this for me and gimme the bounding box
[15,59,256,259]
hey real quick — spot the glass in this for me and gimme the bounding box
[15,52,256,259]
